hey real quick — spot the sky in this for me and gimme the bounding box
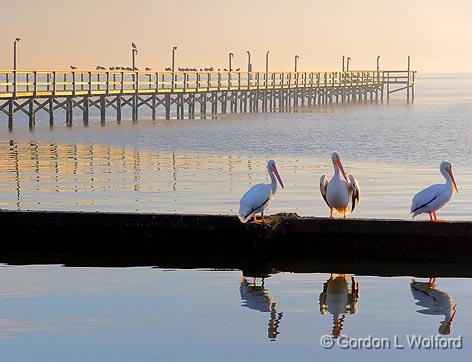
[1,0,471,73]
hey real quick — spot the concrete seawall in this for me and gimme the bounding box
[1,211,471,266]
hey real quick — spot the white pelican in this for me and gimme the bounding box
[320,152,360,218]
[238,160,284,224]
[411,161,458,221]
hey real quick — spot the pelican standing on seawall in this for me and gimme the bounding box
[320,152,360,219]
[411,161,458,221]
[239,160,284,223]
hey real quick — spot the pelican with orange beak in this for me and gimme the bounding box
[411,161,458,221]
[239,160,284,224]
[320,152,360,219]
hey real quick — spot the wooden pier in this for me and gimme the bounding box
[0,69,415,129]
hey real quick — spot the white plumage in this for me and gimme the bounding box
[411,161,458,221]
[320,152,360,218]
[238,160,284,223]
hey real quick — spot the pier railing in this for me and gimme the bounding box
[0,70,414,99]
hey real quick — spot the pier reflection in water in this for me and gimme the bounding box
[2,139,472,220]
[0,265,470,361]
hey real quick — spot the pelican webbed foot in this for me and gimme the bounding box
[251,213,270,225]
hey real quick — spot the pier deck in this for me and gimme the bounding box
[0,69,415,129]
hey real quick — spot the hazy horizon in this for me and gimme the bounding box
[1,0,471,73]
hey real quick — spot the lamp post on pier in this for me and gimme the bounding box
[246,51,252,72]
[294,55,300,72]
[131,42,138,70]
[13,38,21,70]
[376,55,381,71]
[265,51,270,73]
[342,56,345,72]
[171,46,178,72]
[346,57,351,71]
[228,52,234,72]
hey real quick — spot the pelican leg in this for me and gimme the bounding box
[251,213,264,224]
[343,209,346,219]
[428,277,436,288]
[329,208,333,219]
[261,212,266,224]
[428,213,433,221]
[433,212,444,222]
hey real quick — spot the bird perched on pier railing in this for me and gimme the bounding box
[96,65,106,70]
[320,152,360,219]
[145,67,151,71]
[165,67,172,71]
[70,65,77,70]
[411,161,458,221]
[238,160,284,224]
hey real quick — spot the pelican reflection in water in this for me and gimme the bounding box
[239,276,283,341]
[410,278,457,335]
[319,274,360,338]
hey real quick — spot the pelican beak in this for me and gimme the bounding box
[447,167,458,193]
[271,165,284,189]
[336,159,349,182]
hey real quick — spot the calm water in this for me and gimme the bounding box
[0,265,470,361]
[1,74,472,220]
[1,75,472,361]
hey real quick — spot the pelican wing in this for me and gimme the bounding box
[239,183,272,223]
[349,175,360,212]
[319,175,329,207]
[410,184,443,215]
